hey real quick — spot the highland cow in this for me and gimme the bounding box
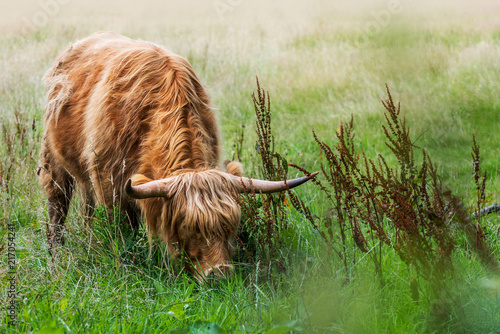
[38,32,316,278]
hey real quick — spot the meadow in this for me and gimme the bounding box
[1,0,500,332]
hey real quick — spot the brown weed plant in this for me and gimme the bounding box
[236,78,290,272]
[471,135,487,224]
[307,85,461,292]
[451,135,499,274]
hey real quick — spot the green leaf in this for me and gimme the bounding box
[16,248,29,259]
[21,307,30,320]
[153,280,165,294]
[59,298,69,312]
[36,320,65,334]
[262,320,302,334]
[168,300,191,320]
[188,321,224,334]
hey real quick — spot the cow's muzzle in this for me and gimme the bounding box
[202,263,234,281]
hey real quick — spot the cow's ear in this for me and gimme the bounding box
[131,174,153,186]
[225,162,243,177]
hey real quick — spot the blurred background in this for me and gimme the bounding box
[2,0,500,193]
[1,0,499,192]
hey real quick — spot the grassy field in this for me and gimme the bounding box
[1,1,500,332]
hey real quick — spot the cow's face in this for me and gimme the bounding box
[177,225,238,279]
[142,163,243,280]
[169,170,241,280]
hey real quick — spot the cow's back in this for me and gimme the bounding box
[43,32,219,208]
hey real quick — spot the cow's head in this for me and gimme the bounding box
[125,162,317,281]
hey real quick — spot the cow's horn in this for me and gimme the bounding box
[125,178,172,199]
[233,172,318,194]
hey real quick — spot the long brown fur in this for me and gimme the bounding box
[39,32,241,277]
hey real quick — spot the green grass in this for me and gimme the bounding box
[2,1,500,332]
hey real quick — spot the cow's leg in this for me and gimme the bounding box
[38,142,74,249]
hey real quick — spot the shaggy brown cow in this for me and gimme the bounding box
[39,32,316,279]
